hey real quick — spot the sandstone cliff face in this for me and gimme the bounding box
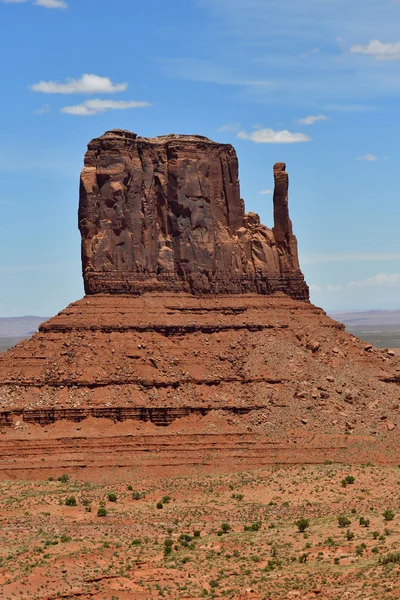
[79,129,309,300]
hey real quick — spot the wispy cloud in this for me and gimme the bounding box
[0,261,79,273]
[259,189,273,195]
[217,123,241,132]
[237,127,311,144]
[61,99,151,116]
[33,104,50,114]
[302,252,400,265]
[187,0,400,107]
[298,114,327,125]
[31,74,127,94]
[356,153,378,161]
[350,39,400,61]
[0,200,18,206]
[310,273,400,293]
[2,0,68,6]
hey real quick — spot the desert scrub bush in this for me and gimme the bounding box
[372,531,380,539]
[359,517,370,527]
[244,521,262,532]
[132,491,144,500]
[60,534,71,543]
[57,474,69,483]
[107,493,117,503]
[164,538,173,556]
[127,485,133,491]
[179,534,193,546]
[221,522,231,533]
[346,530,355,541]
[380,551,400,565]
[295,518,310,533]
[97,507,108,517]
[65,496,77,507]
[355,543,366,556]
[341,475,355,488]
[232,493,244,500]
[156,501,164,509]
[299,553,308,563]
[162,495,171,504]
[383,509,395,522]
[338,515,351,528]
[193,530,201,538]
[131,539,141,546]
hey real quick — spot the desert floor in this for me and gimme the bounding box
[1,460,400,599]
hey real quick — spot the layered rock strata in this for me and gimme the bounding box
[79,130,309,299]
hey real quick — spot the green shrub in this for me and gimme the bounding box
[60,534,71,543]
[108,493,117,503]
[346,530,355,541]
[383,509,395,522]
[338,515,351,528]
[295,518,310,533]
[162,496,171,504]
[58,474,69,483]
[131,539,141,546]
[156,501,163,509]
[380,551,400,565]
[359,517,370,527]
[132,491,144,500]
[127,485,133,491]
[194,530,201,538]
[221,523,231,533]
[244,521,262,532]
[299,553,308,563]
[97,507,108,517]
[65,496,77,507]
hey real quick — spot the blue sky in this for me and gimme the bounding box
[1,0,400,316]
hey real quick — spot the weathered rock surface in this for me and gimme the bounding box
[79,129,309,299]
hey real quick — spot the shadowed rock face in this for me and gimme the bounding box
[79,129,309,300]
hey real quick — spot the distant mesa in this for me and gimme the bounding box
[79,129,309,300]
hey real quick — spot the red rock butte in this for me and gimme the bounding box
[79,130,309,299]
[0,129,399,478]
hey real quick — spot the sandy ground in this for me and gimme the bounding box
[1,461,400,599]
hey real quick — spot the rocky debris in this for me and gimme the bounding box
[79,129,309,299]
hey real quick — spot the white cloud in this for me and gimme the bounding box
[348,273,400,288]
[356,153,378,161]
[33,104,50,114]
[302,252,400,264]
[61,99,151,116]
[259,189,272,195]
[35,0,67,7]
[237,128,310,144]
[309,274,400,295]
[302,48,320,58]
[298,114,327,125]
[2,0,68,5]
[217,123,241,132]
[31,74,127,95]
[350,39,400,61]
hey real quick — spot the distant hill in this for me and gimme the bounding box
[329,310,400,348]
[330,310,400,328]
[0,316,48,338]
